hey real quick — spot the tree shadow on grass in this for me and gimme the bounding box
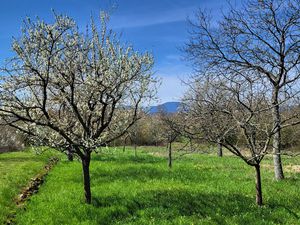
[268,202,300,220]
[90,189,293,225]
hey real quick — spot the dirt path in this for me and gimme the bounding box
[6,157,59,225]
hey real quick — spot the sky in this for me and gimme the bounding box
[0,0,230,104]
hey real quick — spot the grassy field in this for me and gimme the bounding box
[0,149,59,224]
[0,146,296,225]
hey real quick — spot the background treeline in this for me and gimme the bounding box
[2,110,300,152]
[0,126,25,153]
[109,109,300,153]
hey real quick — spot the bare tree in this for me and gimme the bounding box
[158,111,182,168]
[0,13,157,204]
[182,78,236,157]
[185,0,300,180]
[184,73,275,206]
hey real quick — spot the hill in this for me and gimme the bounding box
[149,101,181,114]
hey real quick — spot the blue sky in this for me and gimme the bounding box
[0,0,229,104]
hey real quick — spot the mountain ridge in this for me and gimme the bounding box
[148,101,181,114]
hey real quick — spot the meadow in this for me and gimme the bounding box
[1,147,300,225]
[0,149,59,224]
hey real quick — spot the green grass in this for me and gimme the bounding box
[10,147,300,225]
[0,148,60,224]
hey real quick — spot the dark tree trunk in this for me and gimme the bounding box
[67,148,73,161]
[272,91,284,180]
[123,144,126,152]
[82,153,91,204]
[255,164,263,206]
[168,142,172,168]
[217,143,223,157]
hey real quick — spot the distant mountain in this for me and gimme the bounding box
[148,102,181,114]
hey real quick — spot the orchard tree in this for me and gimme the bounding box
[0,13,157,204]
[184,73,275,206]
[182,78,236,157]
[186,0,300,180]
[158,111,182,168]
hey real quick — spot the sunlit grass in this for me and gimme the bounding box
[12,147,300,225]
[0,149,60,224]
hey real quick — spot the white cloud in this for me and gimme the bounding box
[110,6,194,29]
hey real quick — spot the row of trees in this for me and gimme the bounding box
[121,0,300,207]
[1,0,300,207]
[181,0,300,206]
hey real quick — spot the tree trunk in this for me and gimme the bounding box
[82,154,91,204]
[67,148,73,161]
[217,143,223,157]
[168,142,172,168]
[273,129,284,180]
[255,164,263,206]
[134,144,137,157]
[123,143,126,152]
[272,91,284,180]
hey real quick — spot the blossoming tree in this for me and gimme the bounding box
[0,13,157,204]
